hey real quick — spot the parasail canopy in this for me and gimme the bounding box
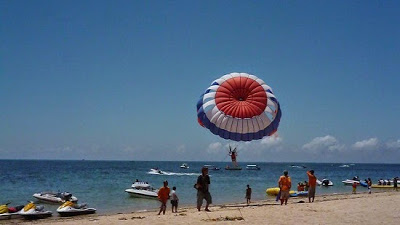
[197,72,281,141]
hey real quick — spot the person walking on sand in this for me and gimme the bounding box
[307,170,317,203]
[157,180,170,215]
[394,177,398,191]
[170,186,179,213]
[245,184,252,205]
[352,181,357,194]
[195,167,212,211]
[278,170,291,205]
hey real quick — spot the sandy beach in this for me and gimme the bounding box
[3,191,399,225]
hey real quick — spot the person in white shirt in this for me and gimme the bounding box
[170,186,179,213]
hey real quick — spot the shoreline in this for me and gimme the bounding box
[5,190,399,224]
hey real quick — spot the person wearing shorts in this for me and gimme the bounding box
[196,167,212,211]
[170,186,179,213]
[278,170,292,205]
[307,170,317,203]
[157,180,170,215]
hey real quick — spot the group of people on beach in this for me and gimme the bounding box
[156,167,398,214]
[157,166,212,215]
[156,181,179,215]
[277,170,317,205]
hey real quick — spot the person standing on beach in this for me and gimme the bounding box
[307,170,317,203]
[278,170,291,205]
[245,184,252,205]
[394,177,398,191]
[352,182,357,194]
[195,167,212,211]
[170,186,179,213]
[367,178,372,194]
[157,180,170,215]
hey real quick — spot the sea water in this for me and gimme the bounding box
[0,160,399,214]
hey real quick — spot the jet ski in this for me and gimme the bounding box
[0,202,23,220]
[33,191,78,203]
[149,168,164,174]
[18,201,52,219]
[57,201,96,217]
[317,179,334,186]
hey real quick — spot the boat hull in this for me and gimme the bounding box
[125,189,158,199]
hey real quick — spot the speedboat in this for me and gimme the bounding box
[342,177,367,187]
[203,165,220,170]
[317,179,334,186]
[18,202,52,219]
[125,181,158,199]
[180,163,189,169]
[246,164,261,170]
[57,201,96,217]
[339,164,350,168]
[33,191,78,203]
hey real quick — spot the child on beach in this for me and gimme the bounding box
[245,184,252,205]
[170,186,179,213]
[352,182,357,194]
[157,180,170,215]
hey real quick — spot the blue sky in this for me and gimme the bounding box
[1,0,399,163]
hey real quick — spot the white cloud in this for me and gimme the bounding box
[302,135,345,152]
[352,138,378,150]
[386,139,400,149]
[206,142,223,154]
[260,135,283,147]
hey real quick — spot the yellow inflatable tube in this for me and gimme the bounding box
[266,187,295,196]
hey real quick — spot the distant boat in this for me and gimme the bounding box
[180,163,189,169]
[246,165,260,170]
[339,164,350,168]
[203,165,220,171]
[225,165,242,170]
[290,165,306,169]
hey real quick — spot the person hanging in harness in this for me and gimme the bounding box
[229,146,238,167]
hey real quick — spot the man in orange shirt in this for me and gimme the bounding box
[307,170,317,203]
[157,180,170,215]
[278,170,291,205]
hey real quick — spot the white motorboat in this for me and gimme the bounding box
[125,181,158,199]
[339,164,350,168]
[33,192,78,203]
[246,164,261,170]
[342,179,360,185]
[317,179,334,186]
[57,201,96,217]
[180,163,189,169]
[342,176,367,187]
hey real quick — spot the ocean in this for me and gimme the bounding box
[0,160,399,214]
